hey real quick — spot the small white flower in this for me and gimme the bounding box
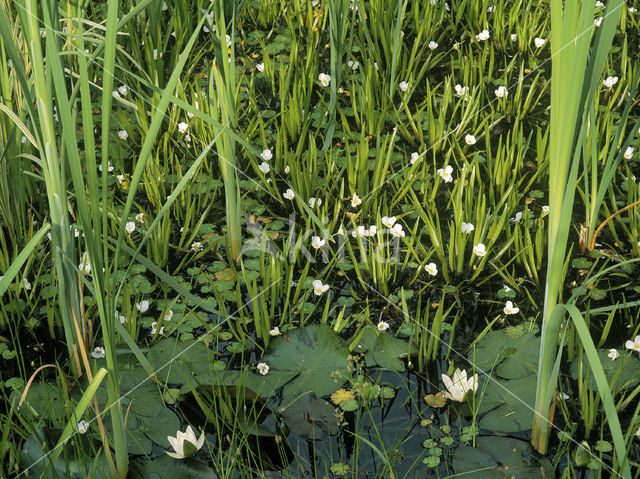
[629,7,637,13]
[118,85,128,96]
[560,392,569,400]
[166,426,205,459]
[309,197,322,208]
[541,205,550,217]
[377,321,390,331]
[347,60,359,71]
[595,1,604,7]
[624,147,634,159]
[476,29,490,41]
[441,368,478,402]
[603,76,619,89]
[136,212,145,223]
[125,221,136,234]
[368,225,377,236]
[351,192,362,208]
[311,236,326,250]
[260,149,273,161]
[533,37,546,48]
[190,241,202,252]
[256,62,265,72]
[594,17,603,27]
[312,279,329,295]
[410,152,420,164]
[150,321,164,335]
[257,362,270,375]
[77,420,90,434]
[510,211,523,223]
[437,165,454,183]
[503,301,519,315]
[503,285,512,292]
[118,130,128,140]
[258,162,270,174]
[79,252,91,275]
[510,33,518,42]
[284,165,290,174]
[162,1,168,11]
[428,40,438,50]
[608,349,619,360]
[283,189,295,200]
[399,81,409,92]
[487,5,495,12]
[91,346,105,359]
[136,300,150,313]
[454,84,468,97]
[269,327,281,336]
[177,122,188,134]
[461,222,475,234]
[390,224,405,238]
[473,243,486,257]
[495,85,508,98]
[153,49,160,60]
[318,73,331,87]
[164,309,174,322]
[425,263,438,276]
[465,134,476,145]
[625,335,640,351]
[23,277,31,291]
[381,216,397,228]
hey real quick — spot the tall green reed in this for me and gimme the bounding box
[533,2,631,476]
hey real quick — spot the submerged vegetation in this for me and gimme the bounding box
[1,0,640,477]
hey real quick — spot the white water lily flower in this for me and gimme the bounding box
[476,29,490,41]
[258,162,270,174]
[164,309,174,322]
[257,362,270,375]
[351,192,361,208]
[461,222,475,234]
[318,73,331,87]
[503,301,519,315]
[283,189,295,200]
[311,236,326,250]
[382,216,397,228]
[190,241,202,252]
[309,197,322,208]
[428,40,438,50]
[177,122,188,134]
[377,321,390,331]
[624,147,634,159]
[454,84,468,97]
[166,425,205,459]
[269,327,281,336]
[77,420,90,434]
[125,221,136,234]
[533,37,546,48]
[260,149,272,161]
[465,134,476,145]
[136,300,150,313]
[136,212,145,223]
[603,76,618,89]
[312,279,329,295]
[625,335,640,351]
[473,243,486,257]
[91,346,105,359]
[608,349,619,360]
[410,152,420,164]
[79,251,91,275]
[495,85,508,98]
[256,62,264,72]
[425,263,438,276]
[399,81,409,92]
[390,224,405,238]
[118,130,128,140]
[441,368,478,402]
[437,165,454,183]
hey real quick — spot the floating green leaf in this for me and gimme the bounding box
[470,330,539,380]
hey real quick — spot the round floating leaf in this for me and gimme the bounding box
[279,393,340,440]
[454,436,552,478]
[366,333,409,372]
[148,339,213,385]
[261,325,349,398]
[133,455,217,478]
[570,349,640,392]
[471,330,539,380]
[477,375,536,434]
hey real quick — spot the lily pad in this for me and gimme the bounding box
[477,375,536,434]
[279,393,340,440]
[148,338,213,385]
[454,436,552,478]
[133,454,217,478]
[185,369,297,400]
[470,330,539,380]
[365,333,409,372]
[570,349,640,392]
[261,325,349,399]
